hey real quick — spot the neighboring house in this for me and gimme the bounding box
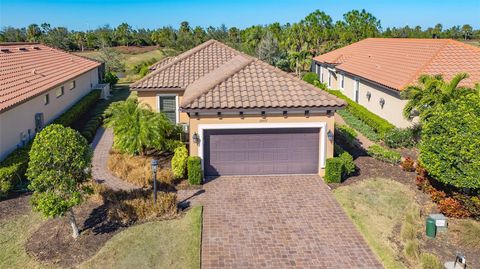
[0,42,103,161]
[132,40,345,177]
[312,38,480,127]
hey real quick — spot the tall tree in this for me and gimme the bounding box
[256,31,281,65]
[342,9,381,43]
[461,24,473,40]
[26,24,42,42]
[115,23,132,46]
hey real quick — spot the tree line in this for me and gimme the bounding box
[1,9,479,75]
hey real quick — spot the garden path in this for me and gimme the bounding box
[335,113,374,149]
[91,127,138,191]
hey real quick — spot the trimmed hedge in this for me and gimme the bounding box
[171,145,188,179]
[325,151,356,183]
[367,144,401,164]
[325,158,343,183]
[302,72,319,85]
[0,143,31,198]
[187,156,203,185]
[335,124,357,147]
[325,89,395,136]
[337,109,380,142]
[53,89,101,127]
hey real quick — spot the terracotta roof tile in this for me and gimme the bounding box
[133,40,345,110]
[313,38,480,91]
[0,43,101,112]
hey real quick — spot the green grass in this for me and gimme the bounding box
[80,206,202,269]
[337,109,380,142]
[333,178,418,269]
[0,210,54,269]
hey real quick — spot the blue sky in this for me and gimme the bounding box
[1,0,479,30]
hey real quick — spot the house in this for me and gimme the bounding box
[131,40,345,177]
[0,42,103,160]
[312,38,480,127]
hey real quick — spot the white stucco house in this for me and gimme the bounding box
[0,42,104,161]
[312,38,480,127]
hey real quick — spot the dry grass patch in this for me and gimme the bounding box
[107,151,175,188]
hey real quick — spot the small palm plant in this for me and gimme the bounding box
[401,73,473,121]
[104,98,175,155]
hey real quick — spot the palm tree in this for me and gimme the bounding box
[104,98,174,155]
[401,73,472,120]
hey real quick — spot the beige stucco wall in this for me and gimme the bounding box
[0,68,99,161]
[187,112,335,176]
[137,90,189,124]
[316,63,415,128]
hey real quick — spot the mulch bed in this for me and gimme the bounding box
[0,193,31,222]
[25,200,125,268]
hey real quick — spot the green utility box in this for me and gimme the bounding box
[426,217,436,238]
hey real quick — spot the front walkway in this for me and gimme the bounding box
[181,175,382,269]
[91,127,137,191]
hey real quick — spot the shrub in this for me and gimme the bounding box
[454,195,480,220]
[401,157,415,172]
[420,94,480,189]
[384,127,417,148]
[404,240,419,260]
[187,156,202,185]
[420,253,443,269]
[107,151,152,187]
[337,110,380,141]
[325,89,395,136]
[0,165,16,198]
[335,124,357,147]
[302,72,319,85]
[171,145,188,179]
[101,189,177,225]
[104,71,119,86]
[53,89,101,127]
[0,144,31,198]
[324,158,343,183]
[438,197,470,218]
[367,144,401,164]
[339,152,355,176]
[334,143,345,156]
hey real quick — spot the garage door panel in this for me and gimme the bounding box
[204,128,320,176]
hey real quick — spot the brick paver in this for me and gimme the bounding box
[193,175,383,269]
[91,127,137,191]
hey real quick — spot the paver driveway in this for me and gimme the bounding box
[198,175,383,269]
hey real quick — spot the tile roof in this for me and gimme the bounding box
[0,43,101,112]
[313,38,480,91]
[133,40,345,110]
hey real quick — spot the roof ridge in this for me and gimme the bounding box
[181,55,253,107]
[131,39,218,88]
[401,39,451,89]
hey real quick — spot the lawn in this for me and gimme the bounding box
[333,178,480,269]
[0,196,202,269]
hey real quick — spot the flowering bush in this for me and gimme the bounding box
[438,198,470,218]
[401,157,415,172]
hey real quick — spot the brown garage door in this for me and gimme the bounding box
[204,128,320,176]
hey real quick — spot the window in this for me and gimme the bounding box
[339,73,345,89]
[69,80,76,90]
[158,95,178,124]
[56,86,64,98]
[320,65,324,83]
[328,72,332,88]
[44,94,49,105]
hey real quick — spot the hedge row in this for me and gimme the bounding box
[335,124,358,147]
[53,89,101,127]
[0,143,31,198]
[325,89,395,136]
[324,152,356,183]
[367,144,401,164]
[337,109,380,142]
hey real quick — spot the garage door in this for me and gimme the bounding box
[204,128,320,176]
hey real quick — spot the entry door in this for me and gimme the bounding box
[203,128,320,176]
[354,78,360,102]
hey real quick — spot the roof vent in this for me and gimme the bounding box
[1,48,10,53]
[19,47,27,51]
[32,46,40,50]
[32,69,37,75]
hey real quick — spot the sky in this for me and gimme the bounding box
[0,0,479,31]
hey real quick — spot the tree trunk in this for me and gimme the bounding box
[69,209,80,239]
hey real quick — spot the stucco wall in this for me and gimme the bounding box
[136,90,189,124]
[0,68,99,161]
[187,112,335,176]
[315,62,415,127]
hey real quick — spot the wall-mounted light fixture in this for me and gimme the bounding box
[327,130,334,141]
[217,111,222,119]
[379,98,385,108]
[239,111,244,119]
[366,91,371,101]
[283,111,288,118]
[192,132,200,145]
[305,110,310,118]
[261,111,266,119]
